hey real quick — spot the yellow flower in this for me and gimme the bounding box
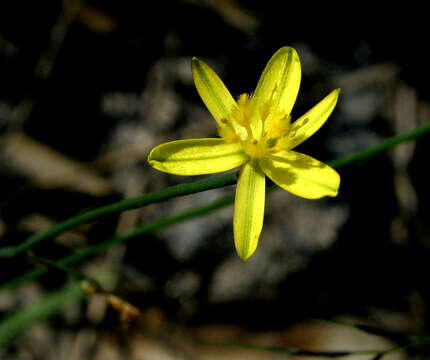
[148,47,340,261]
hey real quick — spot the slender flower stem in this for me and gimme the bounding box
[0,122,430,291]
[2,122,430,260]
[327,121,430,169]
[0,173,238,258]
[1,124,429,351]
[0,194,235,291]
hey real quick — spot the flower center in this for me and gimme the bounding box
[217,93,292,158]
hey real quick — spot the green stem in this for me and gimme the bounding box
[0,123,430,272]
[0,194,235,291]
[327,121,430,168]
[0,173,238,258]
[1,123,429,349]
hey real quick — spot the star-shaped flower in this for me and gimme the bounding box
[148,47,340,261]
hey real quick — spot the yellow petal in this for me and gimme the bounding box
[148,138,248,175]
[234,160,266,261]
[259,150,340,199]
[252,46,301,117]
[192,57,237,127]
[288,89,340,150]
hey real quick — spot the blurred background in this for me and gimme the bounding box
[1,0,430,359]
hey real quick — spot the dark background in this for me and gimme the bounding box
[0,1,429,358]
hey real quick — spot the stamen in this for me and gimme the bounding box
[232,93,254,140]
[238,93,250,104]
